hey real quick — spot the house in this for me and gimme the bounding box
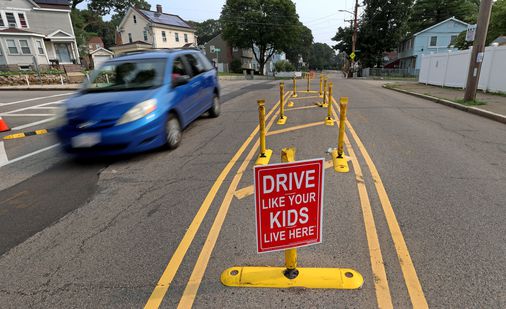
[202,33,256,73]
[0,0,79,70]
[84,36,113,69]
[112,4,196,55]
[491,36,506,46]
[396,17,469,70]
[88,36,104,52]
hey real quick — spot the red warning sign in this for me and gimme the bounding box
[254,159,324,253]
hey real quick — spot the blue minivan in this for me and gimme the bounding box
[56,49,220,155]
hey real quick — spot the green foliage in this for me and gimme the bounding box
[454,98,486,106]
[284,22,313,67]
[452,31,472,50]
[332,26,353,54]
[408,0,478,34]
[487,0,506,45]
[274,60,295,72]
[307,43,337,70]
[230,59,243,73]
[221,0,300,75]
[87,0,150,16]
[187,19,222,45]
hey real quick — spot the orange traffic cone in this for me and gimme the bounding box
[0,116,10,132]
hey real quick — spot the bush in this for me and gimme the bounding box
[274,60,295,72]
[230,59,243,73]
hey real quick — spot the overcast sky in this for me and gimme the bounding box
[138,0,360,47]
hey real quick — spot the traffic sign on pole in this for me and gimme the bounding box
[254,159,324,253]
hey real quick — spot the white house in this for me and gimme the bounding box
[112,4,196,55]
[0,0,79,70]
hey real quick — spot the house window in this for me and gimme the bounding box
[175,32,179,42]
[19,40,30,54]
[162,31,167,42]
[6,39,18,54]
[128,33,132,43]
[0,14,4,27]
[450,35,458,46]
[36,40,44,54]
[17,13,27,28]
[184,33,188,43]
[430,36,438,47]
[143,30,148,41]
[133,15,137,24]
[6,12,16,27]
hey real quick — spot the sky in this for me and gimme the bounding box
[134,0,361,47]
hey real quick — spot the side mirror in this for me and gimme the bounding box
[172,75,190,88]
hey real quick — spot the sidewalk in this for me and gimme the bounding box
[0,84,81,90]
[385,82,506,124]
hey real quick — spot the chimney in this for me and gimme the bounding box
[156,4,162,13]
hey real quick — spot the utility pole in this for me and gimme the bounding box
[351,0,359,78]
[464,0,493,101]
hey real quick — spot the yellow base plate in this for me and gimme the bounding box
[325,118,335,126]
[221,266,363,289]
[322,103,329,108]
[277,116,287,125]
[287,101,294,107]
[319,94,324,98]
[332,149,349,173]
[255,149,272,166]
[292,93,298,98]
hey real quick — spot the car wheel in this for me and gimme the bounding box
[165,114,182,150]
[208,95,221,118]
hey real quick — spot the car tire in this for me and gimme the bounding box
[165,113,182,150]
[208,95,221,118]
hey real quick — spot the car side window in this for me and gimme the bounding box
[196,53,215,72]
[172,57,189,79]
[185,54,205,77]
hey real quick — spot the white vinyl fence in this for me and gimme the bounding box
[418,45,506,93]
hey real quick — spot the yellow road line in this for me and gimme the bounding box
[177,107,279,308]
[286,105,319,112]
[143,93,287,309]
[331,107,394,309]
[267,121,326,136]
[335,99,428,308]
[234,160,334,200]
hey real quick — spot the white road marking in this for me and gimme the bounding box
[11,117,57,131]
[2,100,62,114]
[0,143,60,168]
[0,141,8,166]
[0,114,55,117]
[0,93,72,106]
[31,106,60,110]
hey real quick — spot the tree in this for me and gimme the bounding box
[284,22,313,68]
[274,60,295,72]
[331,25,353,54]
[187,19,222,45]
[487,0,506,44]
[87,0,150,16]
[408,0,478,34]
[359,0,413,67]
[221,0,300,75]
[307,43,337,70]
[453,30,472,50]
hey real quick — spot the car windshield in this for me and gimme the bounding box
[83,58,167,92]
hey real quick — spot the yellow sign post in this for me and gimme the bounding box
[319,75,323,98]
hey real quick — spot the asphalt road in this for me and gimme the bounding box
[0,75,504,308]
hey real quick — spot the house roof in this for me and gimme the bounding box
[90,47,114,55]
[114,40,151,47]
[413,17,469,37]
[0,28,44,37]
[492,36,506,45]
[136,8,193,30]
[34,0,70,5]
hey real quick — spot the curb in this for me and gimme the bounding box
[383,85,506,124]
[0,86,80,91]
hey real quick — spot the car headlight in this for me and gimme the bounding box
[116,99,157,125]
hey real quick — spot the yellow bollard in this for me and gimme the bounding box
[319,75,323,98]
[292,77,298,98]
[325,82,335,126]
[321,78,328,108]
[255,99,272,165]
[332,97,349,172]
[277,82,287,125]
[281,147,298,278]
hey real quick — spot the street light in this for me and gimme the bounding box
[338,9,354,15]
